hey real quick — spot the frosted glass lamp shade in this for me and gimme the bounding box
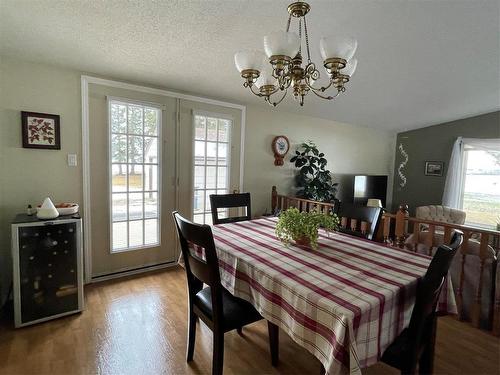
[264,31,300,58]
[342,58,358,76]
[319,36,358,61]
[256,69,276,88]
[234,50,266,73]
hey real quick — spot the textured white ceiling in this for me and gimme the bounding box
[1,0,499,131]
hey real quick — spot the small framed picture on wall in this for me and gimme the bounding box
[21,111,61,150]
[425,161,444,176]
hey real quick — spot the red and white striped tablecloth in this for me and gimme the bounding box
[211,217,457,375]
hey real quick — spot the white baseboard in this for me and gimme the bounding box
[89,261,178,283]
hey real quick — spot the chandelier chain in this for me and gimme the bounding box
[303,16,311,63]
[298,18,302,54]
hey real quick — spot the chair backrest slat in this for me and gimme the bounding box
[172,211,221,287]
[210,193,251,225]
[407,230,464,345]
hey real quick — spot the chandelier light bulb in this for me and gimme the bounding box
[263,31,300,58]
[319,36,358,62]
[234,50,267,73]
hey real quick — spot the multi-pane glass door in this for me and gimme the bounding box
[192,113,232,224]
[109,99,161,252]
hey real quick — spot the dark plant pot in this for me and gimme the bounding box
[294,235,312,248]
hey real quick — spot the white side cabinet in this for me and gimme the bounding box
[11,214,84,327]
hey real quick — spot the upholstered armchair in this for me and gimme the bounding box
[415,205,466,225]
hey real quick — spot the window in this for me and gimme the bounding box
[462,148,500,229]
[109,99,161,252]
[192,113,231,224]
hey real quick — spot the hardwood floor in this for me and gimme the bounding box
[1,267,498,375]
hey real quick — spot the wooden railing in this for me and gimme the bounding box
[271,186,337,214]
[383,205,500,335]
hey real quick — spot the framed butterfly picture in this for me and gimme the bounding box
[21,111,61,150]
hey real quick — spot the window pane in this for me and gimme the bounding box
[218,119,230,142]
[207,142,217,165]
[112,193,127,222]
[144,165,157,192]
[109,102,161,252]
[205,190,216,212]
[207,118,217,141]
[194,190,205,214]
[145,219,158,244]
[112,164,127,192]
[144,137,157,163]
[217,167,227,189]
[128,105,143,135]
[112,222,127,250]
[204,214,213,225]
[144,192,158,219]
[128,136,143,163]
[193,214,204,224]
[128,165,143,191]
[110,104,127,133]
[129,193,143,220]
[129,220,143,247]
[195,140,205,164]
[144,108,158,136]
[195,116,206,140]
[218,143,228,166]
[111,134,127,162]
[463,150,500,228]
[194,166,205,189]
[206,166,216,189]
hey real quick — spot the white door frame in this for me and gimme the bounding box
[81,75,246,283]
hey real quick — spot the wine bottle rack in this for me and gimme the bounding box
[11,214,84,327]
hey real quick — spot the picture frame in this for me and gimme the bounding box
[21,111,61,150]
[425,161,444,176]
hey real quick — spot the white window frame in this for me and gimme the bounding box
[107,96,163,253]
[460,147,500,230]
[192,110,233,224]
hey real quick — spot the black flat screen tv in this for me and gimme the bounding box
[353,175,388,207]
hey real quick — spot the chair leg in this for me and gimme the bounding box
[268,321,279,366]
[187,311,197,361]
[212,330,224,375]
[419,318,438,374]
[236,327,243,335]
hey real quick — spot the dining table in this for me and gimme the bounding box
[210,216,457,375]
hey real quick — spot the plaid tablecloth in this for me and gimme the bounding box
[211,217,457,375]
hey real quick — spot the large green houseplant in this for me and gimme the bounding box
[275,207,339,249]
[290,141,338,202]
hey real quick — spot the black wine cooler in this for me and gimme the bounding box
[11,214,84,327]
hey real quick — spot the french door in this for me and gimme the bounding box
[87,84,242,278]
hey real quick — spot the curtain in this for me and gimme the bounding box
[442,137,500,208]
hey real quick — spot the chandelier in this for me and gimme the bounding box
[234,1,358,107]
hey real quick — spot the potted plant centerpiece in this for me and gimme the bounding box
[275,207,339,249]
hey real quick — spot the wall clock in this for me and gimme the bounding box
[272,135,290,166]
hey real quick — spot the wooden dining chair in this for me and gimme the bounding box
[209,192,251,224]
[381,230,464,375]
[172,211,278,375]
[337,202,382,240]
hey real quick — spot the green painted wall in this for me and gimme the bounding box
[392,111,500,214]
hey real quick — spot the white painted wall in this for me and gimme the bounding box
[243,105,396,215]
[0,56,396,303]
